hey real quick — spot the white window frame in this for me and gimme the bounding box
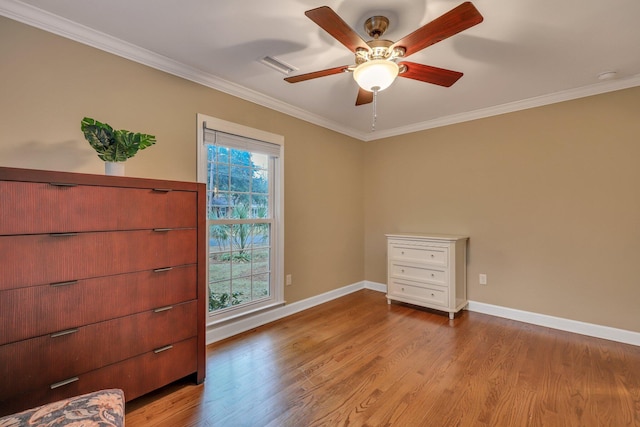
[197,113,285,325]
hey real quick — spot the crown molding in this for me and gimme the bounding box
[0,0,367,141]
[363,74,640,141]
[2,0,639,143]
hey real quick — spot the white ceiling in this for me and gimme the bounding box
[2,0,640,141]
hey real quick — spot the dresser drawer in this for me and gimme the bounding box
[388,280,448,308]
[0,180,197,236]
[0,229,197,291]
[0,265,197,345]
[0,337,198,416]
[0,301,197,401]
[388,242,448,266]
[389,262,447,285]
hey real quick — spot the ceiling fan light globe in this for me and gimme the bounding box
[353,59,399,92]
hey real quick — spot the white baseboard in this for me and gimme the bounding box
[363,280,387,293]
[467,301,640,347]
[207,281,368,344]
[207,280,640,348]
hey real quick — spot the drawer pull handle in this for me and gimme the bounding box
[51,280,79,287]
[153,267,173,273]
[152,188,173,192]
[431,293,435,297]
[401,251,405,255]
[154,305,173,313]
[49,182,78,187]
[153,228,173,232]
[50,232,78,237]
[431,273,435,277]
[50,328,78,338]
[401,287,405,291]
[430,254,435,258]
[50,377,79,389]
[401,269,405,273]
[154,345,173,354]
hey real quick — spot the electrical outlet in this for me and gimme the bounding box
[286,274,292,286]
[479,273,487,285]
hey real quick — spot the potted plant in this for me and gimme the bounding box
[81,117,156,175]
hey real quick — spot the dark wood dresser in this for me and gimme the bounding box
[0,166,206,416]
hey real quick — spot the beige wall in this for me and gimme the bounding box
[0,17,365,303]
[364,87,640,332]
[3,16,640,333]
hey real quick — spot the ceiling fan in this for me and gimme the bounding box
[285,2,484,106]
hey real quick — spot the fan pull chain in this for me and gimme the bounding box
[372,86,380,132]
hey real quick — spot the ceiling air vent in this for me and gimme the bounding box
[259,56,297,75]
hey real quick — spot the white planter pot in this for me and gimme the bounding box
[105,161,125,176]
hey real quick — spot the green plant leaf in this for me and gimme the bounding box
[81,117,115,160]
[80,117,156,162]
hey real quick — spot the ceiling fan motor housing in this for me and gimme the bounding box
[356,39,405,65]
[364,15,389,38]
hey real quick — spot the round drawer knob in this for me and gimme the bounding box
[401,251,405,255]
[401,287,405,291]
[401,269,405,273]
[431,293,435,297]
[430,254,435,258]
[431,273,435,277]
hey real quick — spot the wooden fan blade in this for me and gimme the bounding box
[356,87,373,106]
[284,65,350,83]
[305,6,370,53]
[391,2,483,57]
[399,62,463,87]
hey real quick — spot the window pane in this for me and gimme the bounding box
[230,165,249,193]
[231,253,250,278]
[217,146,229,163]
[258,225,270,247]
[215,164,230,191]
[230,194,251,210]
[209,280,234,311]
[231,276,252,305]
[252,247,270,274]
[209,225,231,283]
[252,166,268,194]
[231,223,250,253]
[209,192,231,219]
[210,254,231,282]
[253,273,270,299]
[251,195,268,217]
[251,224,269,248]
[251,152,269,169]
[209,224,231,248]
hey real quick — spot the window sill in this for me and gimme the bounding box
[206,300,286,327]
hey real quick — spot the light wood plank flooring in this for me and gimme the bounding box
[126,289,640,426]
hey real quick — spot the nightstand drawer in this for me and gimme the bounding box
[389,242,448,266]
[388,280,448,308]
[389,263,446,285]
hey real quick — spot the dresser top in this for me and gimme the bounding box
[386,233,469,242]
[0,166,200,191]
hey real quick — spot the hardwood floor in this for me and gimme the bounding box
[125,290,640,426]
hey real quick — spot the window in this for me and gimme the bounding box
[197,114,284,323]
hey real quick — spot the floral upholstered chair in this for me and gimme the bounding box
[0,389,124,427]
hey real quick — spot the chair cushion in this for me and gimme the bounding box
[0,389,124,426]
